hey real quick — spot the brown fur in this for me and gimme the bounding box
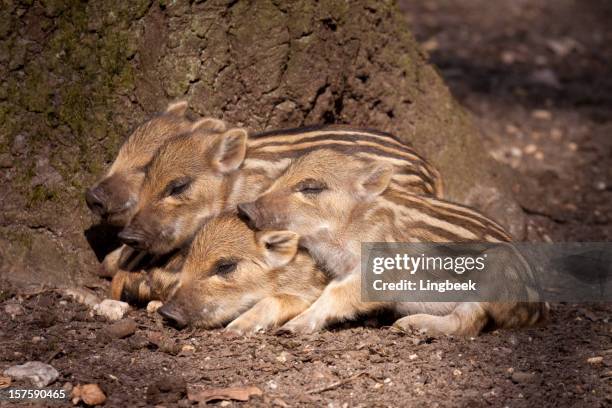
[158,214,328,333]
[240,149,548,336]
[87,101,226,279]
[122,124,442,256]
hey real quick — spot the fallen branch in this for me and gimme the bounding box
[306,371,370,395]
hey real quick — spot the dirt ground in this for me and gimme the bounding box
[1,1,611,407]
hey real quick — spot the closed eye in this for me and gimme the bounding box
[165,177,191,197]
[213,259,238,276]
[295,178,327,195]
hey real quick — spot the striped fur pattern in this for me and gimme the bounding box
[106,122,440,306]
[239,149,548,336]
[248,125,442,197]
[120,124,442,257]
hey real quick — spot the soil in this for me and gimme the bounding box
[1,1,611,407]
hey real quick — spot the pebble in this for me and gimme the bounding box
[501,50,516,65]
[594,181,606,191]
[532,109,552,120]
[94,299,129,321]
[62,287,101,308]
[0,153,12,168]
[4,303,24,318]
[510,147,523,158]
[587,356,603,365]
[452,369,462,377]
[275,351,289,363]
[511,371,536,384]
[71,383,106,406]
[551,128,563,140]
[408,353,418,360]
[180,344,196,354]
[104,318,137,339]
[147,301,163,314]
[4,361,59,388]
[0,375,11,388]
[524,144,537,155]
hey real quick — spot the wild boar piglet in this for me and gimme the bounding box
[119,123,443,255]
[157,214,328,333]
[238,149,548,336]
[86,100,225,226]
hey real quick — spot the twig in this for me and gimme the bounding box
[45,348,62,364]
[306,371,369,394]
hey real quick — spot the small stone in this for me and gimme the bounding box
[587,356,603,365]
[505,124,521,135]
[524,144,537,155]
[128,334,150,351]
[31,336,44,343]
[408,353,418,360]
[383,377,392,384]
[511,371,536,384]
[568,142,578,152]
[71,383,106,406]
[275,352,290,363]
[529,69,560,88]
[0,376,11,389]
[147,301,163,314]
[104,318,137,339]
[63,382,73,392]
[422,37,439,52]
[551,128,563,140]
[4,303,24,318]
[532,109,552,120]
[510,147,522,158]
[11,134,27,155]
[63,287,101,308]
[0,153,12,168]
[180,344,196,354]
[595,181,606,191]
[4,361,59,387]
[94,299,129,321]
[534,152,544,161]
[452,369,462,376]
[501,50,516,64]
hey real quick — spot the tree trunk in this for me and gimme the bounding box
[0,0,524,287]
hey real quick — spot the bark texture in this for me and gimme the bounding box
[0,0,524,287]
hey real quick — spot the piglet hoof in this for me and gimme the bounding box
[276,318,318,336]
[225,319,264,337]
[394,314,456,336]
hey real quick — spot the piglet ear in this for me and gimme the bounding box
[165,100,189,116]
[355,163,393,200]
[211,128,248,173]
[257,230,299,268]
[191,117,227,133]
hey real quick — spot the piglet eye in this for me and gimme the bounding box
[165,177,191,197]
[296,178,327,195]
[214,260,238,276]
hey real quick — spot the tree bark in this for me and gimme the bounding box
[0,0,524,287]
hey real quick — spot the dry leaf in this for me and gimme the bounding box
[187,384,263,403]
[0,376,11,389]
[71,383,106,406]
